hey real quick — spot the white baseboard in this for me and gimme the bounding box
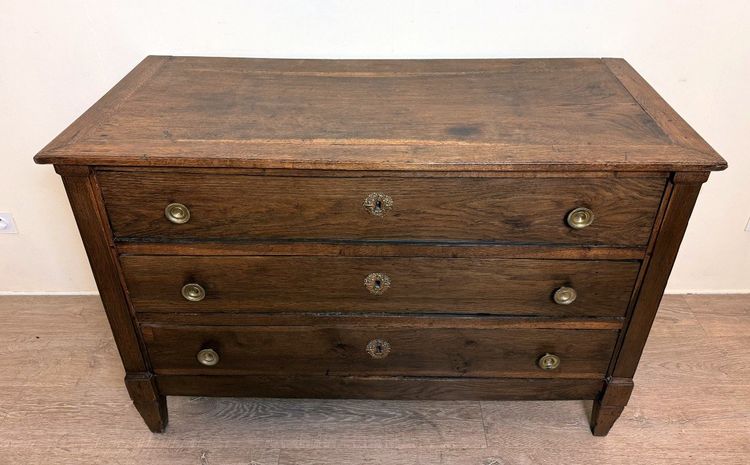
[665,289,750,295]
[0,291,100,296]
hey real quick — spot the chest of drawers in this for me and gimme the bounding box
[35,56,726,436]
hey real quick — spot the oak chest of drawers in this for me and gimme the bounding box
[35,56,726,435]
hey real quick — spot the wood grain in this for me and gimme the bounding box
[157,375,604,400]
[0,295,750,465]
[117,241,647,260]
[134,312,624,330]
[141,322,618,378]
[611,176,704,379]
[56,167,147,373]
[34,57,726,172]
[603,58,720,157]
[2,295,748,464]
[99,171,666,245]
[31,57,727,437]
[685,294,750,337]
[121,255,640,316]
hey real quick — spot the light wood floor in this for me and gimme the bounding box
[1,295,748,464]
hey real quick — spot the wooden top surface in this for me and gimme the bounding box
[35,56,726,172]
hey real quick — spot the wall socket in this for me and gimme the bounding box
[0,213,18,234]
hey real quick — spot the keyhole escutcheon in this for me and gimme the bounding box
[366,339,391,359]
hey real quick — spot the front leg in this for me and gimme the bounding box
[125,372,168,433]
[590,377,633,436]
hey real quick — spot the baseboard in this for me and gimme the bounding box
[665,289,750,295]
[0,291,99,296]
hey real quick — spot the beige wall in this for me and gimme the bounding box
[1,0,748,293]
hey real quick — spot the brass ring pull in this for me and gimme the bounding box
[165,202,191,224]
[196,348,220,366]
[553,286,577,305]
[364,272,391,295]
[181,283,206,302]
[566,207,594,229]
[538,353,560,370]
[363,193,393,217]
[366,339,391,359]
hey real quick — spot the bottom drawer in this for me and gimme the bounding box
[142,320,618,379]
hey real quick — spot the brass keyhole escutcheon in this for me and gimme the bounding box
[364,272,391,295]
[363,192,393,217]
[366,339,391,359]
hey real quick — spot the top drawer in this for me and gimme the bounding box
[97,171,665,246]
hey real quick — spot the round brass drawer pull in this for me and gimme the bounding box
[181,283,206,302]
[364,272,391,295]
[363,192,393,217]
[196,348,220,366]
[366,339,391,359]
[538,353,561,370]
[165,202,191,224]
[553,286,577,305]
[566,207,594,229]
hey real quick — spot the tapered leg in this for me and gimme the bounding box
[590,377,633,436]
[59,167,162,431]
[125,372,168,432]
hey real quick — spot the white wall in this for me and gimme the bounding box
[1,0,748,293]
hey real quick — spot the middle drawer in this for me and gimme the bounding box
[121,255,640,317]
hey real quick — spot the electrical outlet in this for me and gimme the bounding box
[0,213,18,234]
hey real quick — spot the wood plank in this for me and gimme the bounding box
[116,241,646,260]
[122,256,640,316]
[481,386,750,454]
[142,324,617,378]
[157,375,603,400]
[2,295,748,462]
[99,171,665,246]
[603,58,724,164]
[35,56,169,156]
[40,141,723,171]
[0,448,280,465]
[135,312,624,330]
[685,294,750,337]
[97,165,671,178]
[34,57,727,171]
[57,167,147,373]
[611,176,706,378]
[277,447,749,465]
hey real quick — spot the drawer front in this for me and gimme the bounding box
[142,322,618,378]
[122,255,640,316]
[99,171,664,245]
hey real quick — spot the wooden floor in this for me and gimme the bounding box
[1,295,748,464]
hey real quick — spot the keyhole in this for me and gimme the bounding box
[374,200,382,211]
[374,279,382,290]
[366,338,390,358]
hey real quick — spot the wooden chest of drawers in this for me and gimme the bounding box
[35,56,726,436]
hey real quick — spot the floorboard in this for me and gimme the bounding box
[0,295,748,464]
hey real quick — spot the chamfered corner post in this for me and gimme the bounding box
[590,377,634,436]
[125,373,168,433]
[54,165,167,432]
[593,171,710,436]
